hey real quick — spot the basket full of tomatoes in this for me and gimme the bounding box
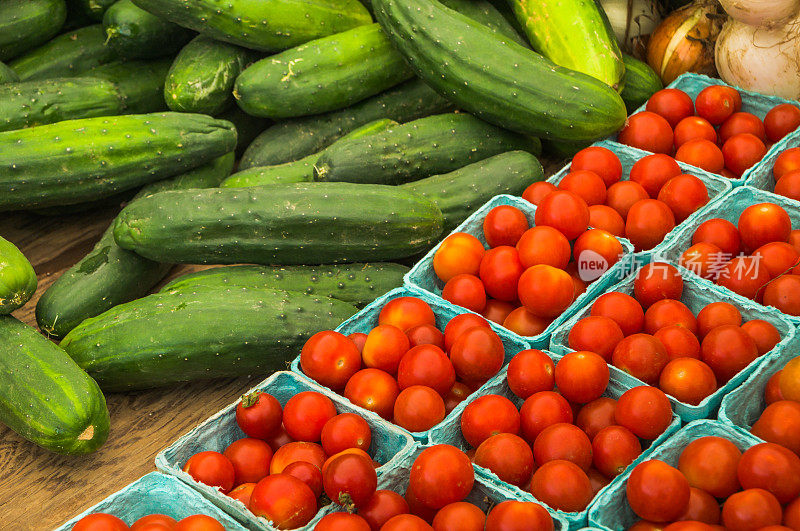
[746,134,800,204]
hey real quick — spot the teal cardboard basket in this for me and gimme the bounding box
[290,286,529,442]
[587,420,762,530]
[403,194,635,349]
[56,472,248,530]
[549,263,796,421]
[425,365,680,530]
[156,371,416,530]
[746,127,800,191]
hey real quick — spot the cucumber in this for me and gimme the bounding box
[161,262,409,306]
[372,0,627,142]
[315,113,541,185]
[402,150,544,231]
[0,62,19,83]
[0,316,109,454]
[239,78,455,170]
[113,182,444,265]
[216,106,271,157]
[0,0,67,61]
[0,237,37,314]
[9,25,118,81]
[60,286,358,391]
[543,138,592,158]
[235,24,414,119]
[165,36,254,115]
[36,152,235,339]
[130,0,372,52]
[0,77,124,132]
[73,0,117,20]
[621,53,663,113]
[87,58,173,114]
[0,112,236,211]
[507,0,625,91]
[220,118,397,188]
[103,0,194,59]
[440,0,528,46]
[30,190,136,217]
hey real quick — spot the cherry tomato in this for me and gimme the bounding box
[530,459,594,512]
[533,422,593,471]
[483,205,529,248]
[717,256,772,300]
[301,331,362,390]
[481,299,516,325]
[590,292,645,336]
[677,487,721,525]
[774,169,800,201]
[131,515,176,531]
[235,392,282,441]
[432,501,485,531]
[722,133,767,177]
[461,394,520,448]
[522,181,558,206]
[519,391,573,443]
[721,488,783,531]
[695,85,737,125]
[283,461,324,498]
[592,425,642,478]
[323,452,377,508]
[379,297,436,333]
[503,307,551,337]
[506,349,555,399]
[474,433,534,488]
[644,299,698,335]
[409,445,474,510]
[675,140,725,173]
[359,490,410,531]
[478,246,524,302]
[555,350,609,404]
[443,382,471,413]
[173,515,225,531]
[720,112,766,143]
[751,400,800,455]
[518,265,575,318]
[264,425,292,453]
[626,199,676,251]
[269,441,326,475]
[571,145,623,186]
[612,333,669,385]
[738,442,800,503]
[361,325,410,376]
[657,174,710,222]
[587,468,611,496]
[381,514,433,531]
[344,369,399,420]
[485,501,554,531]
[618,111,674,154]
[394,386,446,432]
[607,181,650,219]
[630,154,683,198]
[534,190,590,240]
[774,147,800,180]
[558,170,608,206]
[674,116,717,147]
[739,203,792,252]
[680,242,725,280]
[693,218,741,256]
[765,103,800,142]
[780,356,800,401]
[282,391,337,442]
[588,204,625,236]
[397,344,455,396]
[433,234,485,283]
[72,514,129,531]
[183,451,235,493]
[349,332,368,353]
[647,89,695,128]
[635,262,684,308]
[516,225,571,270]
[568,316,624,362]
[406,324,445,350]
[753,242,800,278]
[565,261,589,297]
[449,326,504,383]
[655,324,701,360]
[573,228,624,272]
[701,324,759,383]
[765,370,785,404]
[679,436,742,498]
[250,474,317,529]
[442,274,487,313]
[321,413,372,456]
[783,497,800,529]
[576,397,617,441]
[764,274,800,316]
[659,358,717,405]
[223,438,272,485]
[791,229,800,253]
[443,313,490,352]
[615,386,673,440]
[627,460,690,523]
[315,513,370,531]
[697,302,742,338]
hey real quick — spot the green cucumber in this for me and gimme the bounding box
[235,24,414,119]
[543,138,592,158]
[73,0,117,20]
[216,106,271,157]
[220,118,397,188]
[130,0,372,52]
[372,0,627,142]
[0,0,67,61]
[63,0,96,30]
[315,113,541,185]
[165,36,254,115]
[0,237,37,314]
[60,286,358,391]
[162,263,409,306]
[239,78,455,170]
[507,0,625,91]
[440,0,528,46]
[402,150,544,231]
[30,190,136,217]
[621,53,663,113]
[0,77,124,132]
[0,112,236,211]
[9,25,118,81]
[87,58,173,114]
[113,182,444,265]
[103,0,194,59]
[0,62,19,83]
[0,316,109,454]
[36,152,235,339]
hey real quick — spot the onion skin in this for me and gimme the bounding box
[718,0,800,28]
[647,0,724,84]
[599,0,664,58]
[716,14,800,99]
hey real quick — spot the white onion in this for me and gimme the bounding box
[718,0,800,28]
[715,15,800,99]
[599,0,663,55]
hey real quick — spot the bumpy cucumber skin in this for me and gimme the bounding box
[235,24,414,119]
[440,0,528,46]
[162,262,409,307]
[0,112,236,211]
[0,0,67,61]
[165,36,253,115]
[216,106,271,156]
[0,77,124,132]
[60,286,358,391]
[0,237,37,314]
[113,182,444,265]
[0,316,109,454]
[0,62,19,83]
[372,0,627,142]
[35,152,235,339]
[73,0,117,20]
[103,0,194,60]
[315,113,541,185]
[88,58,173,114]
[402,150,544,231]
[221,118,396,188]
[9,25,119,81]
[621,53,663,113]
[239,78,455,170]
[130,0,372,52]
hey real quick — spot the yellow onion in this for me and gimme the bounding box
[647,0,725,84]
[599,0,665,58]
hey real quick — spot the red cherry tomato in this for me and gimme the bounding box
[571,145,623,186]
[590,291,645,336]
[529,460,594,512]
[235,392,282,441]
[379,297,436,332]
[442,274,487,313]
[612,333,670,385]
[625,199,676,251]
[592,425,642,478]
[719,112,766,143]
[573,228,623,271]
[323,452,378,508]
[516,225,571,270]
[675,139,725,173]
[223,438,273,485]
[250,474,317,528]
[344,368,400,420]
[680,242,726,280]
[269,441,326,475]
[506,349,555,399]
[587,468,611,496]
[659,358,717,405]
[131,515,176,531]
[630,154,683,198]
[503,307,551,337]
[362,324,410,375]
[349,332,367,353]
[780,356,800,401]
[693,218,742,256]
[646,89,695,128]
[522,181,558,206]
[753,242,800,278]
[700,325,759,384]
[588,205,625,236]
[474,433,535,488]
[533,422,593,471]
[679,436,742,498]
[485,501,554,531]
[738,442,800,503]
[657,174,709,222]
[697,302,742,338]
[321,413,372,456]
[607,181,650,219]
[568,316,624,362]
[183,451,235,493]
[558,170,608,206]
[173,515,225,531]
[405,324,445,350]
[519,391,573,443]
[615,386,673,440]
[478,246,524,302]
[409,445,474,510]
[739,203,792,252]
[443,313,490,352]
[264,424,292,452]
[674,116,717,148]
[784,496,800,529]
[765,103,800,143]
[315,513,370,531]
[752,400,800,455]
[443,382,471,413]
[534,190,590,240]
[433,234,485,284]
[282,391,337,442]
[654,324,701,360]
[483,205,529,248]
[721,488,783,531]
[764,274,800,316]
[716,256,771,300]
[393,385,446,432]
[618,111,674,154]
[722,133,767,177]
[555,350,609,404]
[481,299,515,325]
[461,394,520,448]
[677,487,722,525]
[283,461,324,498]
[449,326,504,383]
[381,514,433,531]
[301,331,362,390]
[432,502,485,531]
[517,265,575,318]
[774,169,800,201]
[634,262,684,308]
[774,147,800,180]
[397,344,455,396]
[695,85,737,125]
[576,397,617,441]
[72,514,129,531]
[626,460,690,523]
[765,370,784,404]
[359,490,410,531]
[644,299,698,335]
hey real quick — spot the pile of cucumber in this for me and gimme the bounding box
[0,0,663,455]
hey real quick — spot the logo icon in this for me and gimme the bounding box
[577,249,609,282]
